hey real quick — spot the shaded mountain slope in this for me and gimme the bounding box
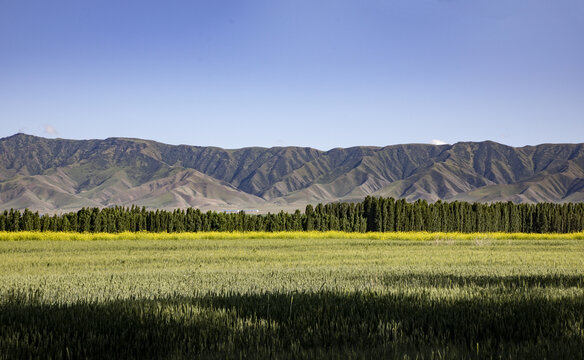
[1,134,583,212]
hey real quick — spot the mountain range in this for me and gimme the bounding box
[1,133,583,213]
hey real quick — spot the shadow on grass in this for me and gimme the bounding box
[1,286,583,359]
[378,273,584,289]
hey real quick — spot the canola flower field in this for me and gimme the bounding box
[2,230,584,241]
[0,231,583,359]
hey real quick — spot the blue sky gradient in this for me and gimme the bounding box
[1,0,583,149]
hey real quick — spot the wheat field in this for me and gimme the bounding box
[1,233,583,358]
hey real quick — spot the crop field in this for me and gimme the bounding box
[1,232,584,359]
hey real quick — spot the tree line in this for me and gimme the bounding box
[1,197,583,233]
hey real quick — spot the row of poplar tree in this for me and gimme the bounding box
[1,197,583,233]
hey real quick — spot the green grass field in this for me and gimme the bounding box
[1,232,583,358]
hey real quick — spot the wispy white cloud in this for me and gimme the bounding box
[431,139,448,145]
[44,124,58,135]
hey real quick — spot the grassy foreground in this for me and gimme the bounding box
[0,234,583,359]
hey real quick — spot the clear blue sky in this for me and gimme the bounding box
[1,0,583,149]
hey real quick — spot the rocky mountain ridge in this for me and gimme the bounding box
[1,134,583,212]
